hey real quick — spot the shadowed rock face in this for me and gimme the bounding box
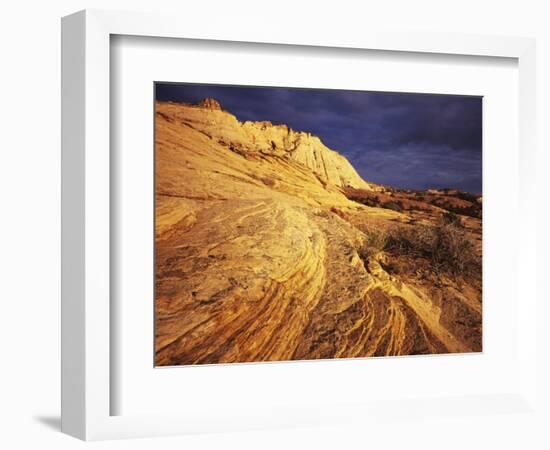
[155,99,482,366]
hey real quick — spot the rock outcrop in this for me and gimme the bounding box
[197,97,222,110]
[159,99,374,191]
[155,99,482,366]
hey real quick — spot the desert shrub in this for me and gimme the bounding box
[346,194,381,208]
[383,200,404,212]
[385,225,430,258]
[452,205,482,219]
[358,228,388,260]
[453,191,479,204]
[441,211,462,227]
[385,220,480,277]
[364,198,382,207]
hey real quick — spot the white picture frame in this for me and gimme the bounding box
[61,9,537,441]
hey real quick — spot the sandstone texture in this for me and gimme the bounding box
[155,99,482,366]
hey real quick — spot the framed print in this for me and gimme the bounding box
[61,9,538,441]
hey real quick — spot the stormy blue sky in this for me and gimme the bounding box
[156,83,482,193]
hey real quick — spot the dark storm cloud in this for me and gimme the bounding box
[156,83,482,193]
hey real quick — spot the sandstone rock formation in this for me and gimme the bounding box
[157,99,374,192]
[155,99,482,366]
[197,97,222,110]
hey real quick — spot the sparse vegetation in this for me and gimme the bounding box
[343,187,482,219]
[441,210,462,227]
[358,228,388,260]
[383,200,404,212]
[385,218,480,277]
[358,217,480,278]
[380,259,407,275]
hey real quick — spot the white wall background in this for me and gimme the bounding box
[0,1,548,449]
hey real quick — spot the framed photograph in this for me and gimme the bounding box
[61,9,537,440]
